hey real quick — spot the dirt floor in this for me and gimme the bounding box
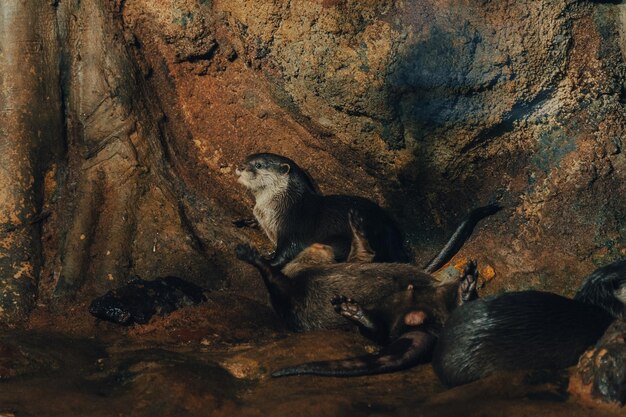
[0,291,623,417]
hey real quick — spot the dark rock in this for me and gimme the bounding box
[0,340,60,380]
[89,277,207,325]
[574,320,626,406]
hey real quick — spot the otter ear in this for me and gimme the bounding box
[279,163,291,175]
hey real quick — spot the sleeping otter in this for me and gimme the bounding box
[432,259,626,387]
[270,261,479,377]
[235,209,484,331]
[236,210,482,377]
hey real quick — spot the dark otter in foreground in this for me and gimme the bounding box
[432,259,626,387]
[236,152,500,268]
[270,261,479,377]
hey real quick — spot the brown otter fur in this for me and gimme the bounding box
[236,152,501,272]
[235,210,482,377]
[269,261,479,377]
[236,153,411,266]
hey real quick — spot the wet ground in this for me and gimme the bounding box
[0,292,623,417]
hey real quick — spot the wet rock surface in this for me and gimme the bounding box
[0,330,623,417]
[0,296,623,417]
[572,320,626,406]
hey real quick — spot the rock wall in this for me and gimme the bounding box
[0,2,65,323]
[1,0,625,324]
[122,0,625,294]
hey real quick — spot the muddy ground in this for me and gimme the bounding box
[0,290,622,417]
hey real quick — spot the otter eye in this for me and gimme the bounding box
[254,162,262,169]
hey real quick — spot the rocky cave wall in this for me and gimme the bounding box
[0,0,625,325]
[119,0,626,292]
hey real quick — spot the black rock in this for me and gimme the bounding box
[576,320,626,406]
[88,276,207,325]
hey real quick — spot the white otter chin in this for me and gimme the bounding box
[236,169,254,188]
[251,173,289,244]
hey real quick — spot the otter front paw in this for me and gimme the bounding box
[458,260,479,305]
[235,244,260,263]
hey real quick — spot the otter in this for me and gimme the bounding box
[270,261,479,377]
[431,259,626,387]
[235,209,488,331]
[235,152,410,266]
[235,152,500,268]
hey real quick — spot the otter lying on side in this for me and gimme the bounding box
[432,259,626,387]
[235,211,439,331]
[236,211,484,377]
[236,152,500,269]
[270,261,479,377]
[235,209,488,331]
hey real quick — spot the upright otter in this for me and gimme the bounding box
[236,152,500,268]
[236,152,410,266]
[432,259,626,387]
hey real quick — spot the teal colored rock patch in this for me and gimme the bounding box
[173,11,194,29]
[532,126,577,173]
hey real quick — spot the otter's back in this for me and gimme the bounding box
[432,291,613,387]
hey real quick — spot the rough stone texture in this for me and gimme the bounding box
[0,1,625,413]
[0,1,64,325]
[571,320,626,406]
[0,0,623,325]
[120,0,625,301]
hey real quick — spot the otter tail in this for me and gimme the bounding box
[423,203,502,274]
[271,331,435,378]
[574,259,626,320]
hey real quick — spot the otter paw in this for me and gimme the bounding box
[459,260,479,304]
[463,259,478,278]
[235,244,259,262]
[331,295,348,308]
[331,295,365,320]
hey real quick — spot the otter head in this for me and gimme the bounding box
[236,153,318,197]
